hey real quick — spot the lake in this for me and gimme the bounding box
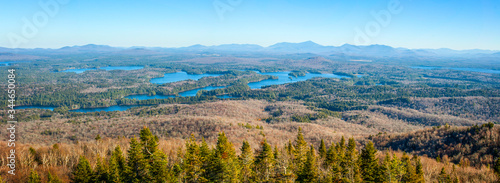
[411,66,500,74]
[15,106,55,111]
[150,72,222,84]
[60,66,144,73]
[248,71,349,89]
[69,105,147,113]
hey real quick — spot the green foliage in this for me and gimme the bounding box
[239,141,255,182]
[28,169,41,183]
[297,145,318,183]
[72,156,93,183]
[255,139,275,182]
[360,141,379,182]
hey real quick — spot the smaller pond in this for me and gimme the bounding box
[61,68,95,74]
[69,105,147,113]
[15,106,55,111]
[248,72,349,89]
[150,72,222,84]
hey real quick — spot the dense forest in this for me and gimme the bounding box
[1,127,496,183]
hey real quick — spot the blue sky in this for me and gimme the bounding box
[1,0,499,50]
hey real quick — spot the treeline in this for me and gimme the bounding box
[23,127,433,183]
[372,123,500,168]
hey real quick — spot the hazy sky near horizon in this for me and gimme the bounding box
[1,0,499,50]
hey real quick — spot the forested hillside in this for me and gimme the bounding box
[372,123,500,168]
[0,127,496,183]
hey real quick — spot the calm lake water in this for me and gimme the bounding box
[61,68,95,74]
[69,105,146,113]
[150,72,222,84]
[15,106,55,111]
[60,66,144,73]
[248,71,348,89]
[411,66,500,74]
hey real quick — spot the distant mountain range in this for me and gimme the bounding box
[1,41,499,61]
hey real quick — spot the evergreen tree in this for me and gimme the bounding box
[255,139,275,182]
[108,146,127,183]
[48,172,63,183]
[286,139,295,156]
[294,127,308,172]
[402,153,417,183]
[150,150,170,183]
[439,167,452,183]
[72,156,93,183]
[239,140,255,182]
[184,134,205,182]
[297,145,318,183]
[139,127,159,159]
[413,155,425,183]
[360,141,379,182]
[28,169,41,183]
[390,153,405,182]
[207,132,240,182]
[319,139,327,159]
[199,137,212,181]
[125,137,151,183]
[92,156,109,182]
[342,138,362,183]
[325,143,336,168]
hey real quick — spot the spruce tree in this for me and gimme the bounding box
[439,167,452,183]
[92,156,109,182]
[255,139,275,182]
[150,150,170,183]
[297,145,318,183]
[72,156,93,183]
[139,127,158,159]
[239,140,255,182]
[199,137,212,181]
[108,145,127,182]
[402,153,417,183]
[342,138,362,183]
[360,141,379,182]
[125,137,151,182]
[184,134,204,182]
[47,172,63,183]
[28,169,41,183]
[319,139,327,159]
[413,155,425,183]
[294,127,308,172]
[207,132,240,182]
[390,153,405,182]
